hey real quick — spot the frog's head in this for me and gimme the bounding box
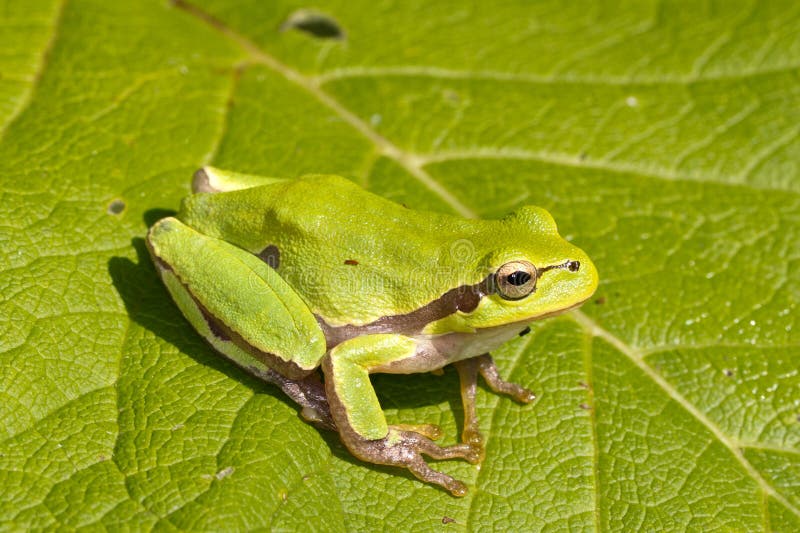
[426,206,598,333]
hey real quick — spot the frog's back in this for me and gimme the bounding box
[180,175,500,325]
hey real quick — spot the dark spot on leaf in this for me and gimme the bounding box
[724,369,734,377]
[107,199,125,215]
[258,245,280,269]
[442,516,455,524]
[281,9,345,40]
[579,151,587,161]
[577,381,590,389]
[595,296,606,305]
[579,403,592,410]
[519,326,531,337]
[344,259,359,266]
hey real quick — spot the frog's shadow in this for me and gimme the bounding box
[109,233,470,489]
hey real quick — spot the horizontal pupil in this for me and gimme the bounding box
[507,271,531,286]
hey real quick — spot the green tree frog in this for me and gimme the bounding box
[146,167,598,496]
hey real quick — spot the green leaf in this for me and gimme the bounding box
[2,0,798,530]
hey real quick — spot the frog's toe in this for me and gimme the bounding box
[408,460,468,497]
[394,432,474,495]
[462,429,486,463]
[409,431,479,464]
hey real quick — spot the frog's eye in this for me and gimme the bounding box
[495,261,538,300]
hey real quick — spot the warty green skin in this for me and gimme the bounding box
[146,167,598,496]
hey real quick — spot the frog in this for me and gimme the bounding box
[146,167,598,496]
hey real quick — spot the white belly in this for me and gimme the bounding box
[373,321,531,374]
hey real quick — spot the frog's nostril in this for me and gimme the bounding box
[567,260,580,272]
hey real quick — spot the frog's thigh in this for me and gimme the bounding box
[147,217,325,379]
[323,334,418,440]
[248,367,334,430]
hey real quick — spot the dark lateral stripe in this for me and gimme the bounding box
[318,274,495,349]
[190,290,310,379]
[198,305,231,342]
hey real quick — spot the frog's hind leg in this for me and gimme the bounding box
[249,367,335,431]
[322,334,479,496]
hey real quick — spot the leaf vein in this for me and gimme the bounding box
[0,0,67,142]
[314,64,800,86]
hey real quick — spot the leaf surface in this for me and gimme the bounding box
[1,1,798,530]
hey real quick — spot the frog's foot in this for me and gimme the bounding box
[477,354,536,403]
[353,428,478,496]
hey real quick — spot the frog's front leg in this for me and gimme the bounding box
[322,334,479,496]
[454,354,536,458]
[475,354,536,403]
[454,358,485,462]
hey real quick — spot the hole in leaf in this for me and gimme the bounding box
[281,9,345,40]
[107,199,126,215]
